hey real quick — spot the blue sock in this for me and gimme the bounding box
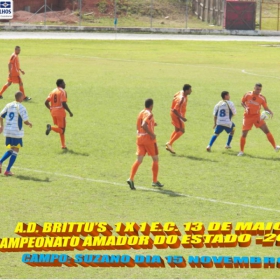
[0,149,13,163]
[227,135,233,146]
[6,152,17,172]
[209,135,218,147]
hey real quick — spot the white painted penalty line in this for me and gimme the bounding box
[13,165,280,214]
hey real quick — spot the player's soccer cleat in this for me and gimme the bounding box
[61,146,67,149]
[23,96,32,101]
[4,171,14,176]
[166,143,175,154]
[206,146,211,152]
[152,181,164,187]
[45,124,51,135]
[275,146,280,152]
[0,96,3,99]
[237,151,244,156]
[225,145,231,149]
[127,179,136,190]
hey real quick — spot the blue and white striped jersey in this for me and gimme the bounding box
[0,101,29,138]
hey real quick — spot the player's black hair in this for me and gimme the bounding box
[255,83,262,88]
[15,91,23,101]
[145,98,154,108]
[56,79,64,87]
[221,91,229,99]
[183,84,191,91]
[15,46,20,49]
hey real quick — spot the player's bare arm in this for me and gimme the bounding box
[19,69,25,75]
[142,122,156,140]
[241,102,249,113]
[213,116,217,129]
[62,102,73,117]
[24,120,32,128]
[8,63,12,77]
[172,109,187,122]
[264,106,273,118]
[45,100,51,110]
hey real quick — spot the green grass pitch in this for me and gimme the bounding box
[0,39,280,278]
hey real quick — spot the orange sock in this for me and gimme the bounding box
[266,132,276,148]
[168,131,176,143]
[170,131,183,145]
[60,133,66,148]
[152,161,158,182]
[0,84,9,95]
[51,126,63,134]
[240,136,246,152]
[130,160,141,181]
[19,86,25,98]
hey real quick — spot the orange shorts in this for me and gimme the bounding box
[8,75,22,84]
[171,112,185,130]
[242,115,265,131]
[52,115,66,128]
[137,142,158,157]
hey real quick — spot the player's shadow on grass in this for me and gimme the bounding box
[138,188,183,197]
[246,154,280,161]
[59,149,89,157]
[16,175,51,182]
[224,150,280,161]
[174,154,218,163]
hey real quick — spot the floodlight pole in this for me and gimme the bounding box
[223,0,226,29]
[114,0,117,19]
[114,0,117,29]
[150,0,153,28]
[44,0,47,26]
[259,0,262,30]
[79,0,82,26]
[185,0,188,28]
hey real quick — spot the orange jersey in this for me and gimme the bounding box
[46,87,67,117]
[171,90,188,117]
[242,91,267,116]
[136,109,155,144]
[9,53,20,76]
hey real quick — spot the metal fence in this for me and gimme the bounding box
[2,0,280,31]
[260,1,280,30]
[192,0,224,26]
[2,0,209,29]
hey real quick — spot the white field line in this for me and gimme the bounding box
[62,54,238,71]
[241,69,280,80]
[12,165,280,213]
[63,54,280,80]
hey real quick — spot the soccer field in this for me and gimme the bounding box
[0,39,280,279]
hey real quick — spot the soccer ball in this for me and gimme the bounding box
[260,111,271,120]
